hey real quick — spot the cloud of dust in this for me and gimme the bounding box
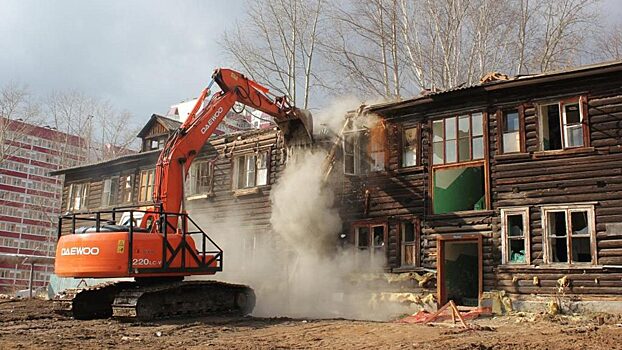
[189,101,416,321]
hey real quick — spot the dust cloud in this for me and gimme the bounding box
[189,101,415,321]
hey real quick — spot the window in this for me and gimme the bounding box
[402,127,418,167]
[401,219,420,267]
[500,109,522,153]
[432,113,484,165]
[188,160,214,195]
[431,113,486,214]
[101,176,119,207]
[433,165,485,214]
[138,169,155,202]
[501,208,530,264]
[539,98,587,150]
[343,126,385,175]
[120,174,134,203]
[233,152,269,189]
[353,222,386,266]
[66,183,89,211]
[147,137,166,151]
[542,205,596,264]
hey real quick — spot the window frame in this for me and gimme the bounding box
[119,174,134,204]
[232,151,270,190]
[431,112,485,166]
[66,182,89,211]
[541,204,597,265]
[101,176,119,208]
[188,160,214,196]
[400,125,419,168]
[138,169,155,203]
[497,106,526,154]
[352,221,388,264]
[500,207,531,265]
[400,217,420,268]
[537,96,590,151]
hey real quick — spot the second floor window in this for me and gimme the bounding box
[539,98,587,151]
[67,183,89,211]
[402,127,418,167]
[188,160,214,195]
[101,176,119,207]
[233,152,269,189]
[343,126,385,175]
[138,169,155,202]
[120,174,134,203]
[433,113,484,165]
[501,109,522,153]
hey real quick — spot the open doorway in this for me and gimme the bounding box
[437,235,482,307]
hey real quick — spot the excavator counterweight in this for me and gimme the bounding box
[53,68,313,320]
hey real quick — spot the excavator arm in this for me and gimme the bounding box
[151,68,313,230]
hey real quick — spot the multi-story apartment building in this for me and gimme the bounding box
[0,118,86,291]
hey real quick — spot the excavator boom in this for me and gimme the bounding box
[53,68,313,320]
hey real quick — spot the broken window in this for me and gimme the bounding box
[232,152,269,189]
[138,169,155,202]
[543,206,595,264]
[188,160,213,196]
[501,109,521,153]
[539,98,586,151]
[343,123,385,174]
[401,219,420,267]
[353,222,387,266]
[501,208,529,264]
[402,127,418,167]
[120,174,134,203]
[101,176,119,207]
[432,113,484,165]
[66,182,89,211]
[433,165,485,214]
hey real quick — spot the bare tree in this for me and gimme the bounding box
[221,0,326,109]
[0,83,40,165]
[45,90,138,163]
[593,23,622,61]
[534,0,598,72]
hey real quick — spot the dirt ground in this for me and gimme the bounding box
[1,299,622,349]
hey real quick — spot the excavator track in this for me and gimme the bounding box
[53,281,255,321]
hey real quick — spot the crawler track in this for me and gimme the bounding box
[53,280,255,321]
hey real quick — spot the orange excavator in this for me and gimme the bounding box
[53,68,313,320]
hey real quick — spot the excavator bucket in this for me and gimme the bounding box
[276,109,314,146]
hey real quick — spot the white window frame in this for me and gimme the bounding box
[188,160,214,196]
[101,176,119,207]
[538,97,587,151]
[500,207,530,265]
[232,151,269,190]
[66,183,89,211]
[541,204,596,265]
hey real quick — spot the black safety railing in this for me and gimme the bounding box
[57,204,223,275]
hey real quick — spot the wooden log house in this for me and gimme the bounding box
[340,60,622,310]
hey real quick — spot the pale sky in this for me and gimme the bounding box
[0,0,244,124]
[0,0,621,127]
